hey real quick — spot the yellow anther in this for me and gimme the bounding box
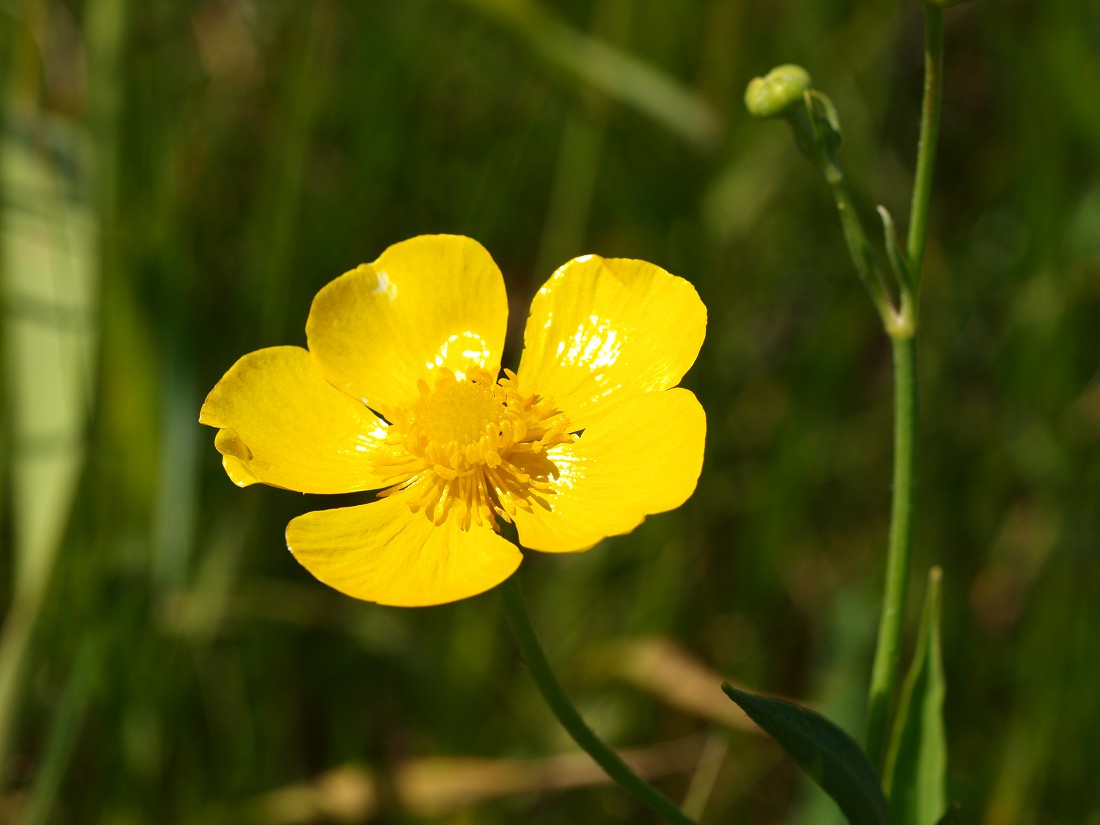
[371,363,574,531]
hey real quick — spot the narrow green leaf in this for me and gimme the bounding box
[876,204,914,300]
[883,567,948,825]
[722,683,890,825]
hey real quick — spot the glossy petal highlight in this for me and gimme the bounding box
[199,346,390,493]
[517,256,706,430]
[513,388,706,553]
[307,235,508,416]
[287,490,523,607]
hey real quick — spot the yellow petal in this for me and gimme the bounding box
[516,255,706,430]
[513,388,706,553]
[286,489,522,607]
[307,235,509,416]
[199,346,390,493]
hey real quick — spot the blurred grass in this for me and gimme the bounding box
[1,0,1099,823]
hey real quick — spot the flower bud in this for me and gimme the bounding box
[744,64,812,119]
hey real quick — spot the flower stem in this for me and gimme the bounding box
[864,4,944,771]
[864,332,918,770]
[499,576,697,825]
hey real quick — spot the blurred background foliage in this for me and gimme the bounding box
[1,0,1098,822]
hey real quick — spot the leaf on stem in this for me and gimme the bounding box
[883,567,947,825]
[721,684,890,825]
[876,205,914,303]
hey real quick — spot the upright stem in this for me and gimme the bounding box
[864,4,944,770]
[499,576,697,825]
[864,333,918,769]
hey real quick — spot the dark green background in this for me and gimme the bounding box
[2,0,1098,822]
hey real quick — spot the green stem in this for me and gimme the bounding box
[906,6,945,296]
[499,576,697,825]
[865,4,944,770]
[865,333,918,770]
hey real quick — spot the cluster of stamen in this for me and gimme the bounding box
[372,366,574,530]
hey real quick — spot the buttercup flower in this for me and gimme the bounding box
[200,235,706,607]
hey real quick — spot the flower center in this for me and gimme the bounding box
[372,366,574,530]
[413,378,505,450]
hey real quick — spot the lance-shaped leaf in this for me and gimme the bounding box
[722,683,890,825]
[884,567,948,825]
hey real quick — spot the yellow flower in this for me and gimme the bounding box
[200,235,706,607]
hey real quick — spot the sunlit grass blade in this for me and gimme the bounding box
[722,683,890,825]
[0,110,98,770]
[1,112,97,611]
[883,567,947,825]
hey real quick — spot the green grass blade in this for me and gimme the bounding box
[722,683,890,825]
[454,0,719,150]
[0,111,98,769]
[20,633,101,825]
[1,113,97,598]
[883,567,947,825]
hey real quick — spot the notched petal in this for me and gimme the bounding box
[213,428,263,487]
[200,346,391,494]
[214,427,253,462]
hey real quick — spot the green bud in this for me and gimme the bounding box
[744,64,812,119]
